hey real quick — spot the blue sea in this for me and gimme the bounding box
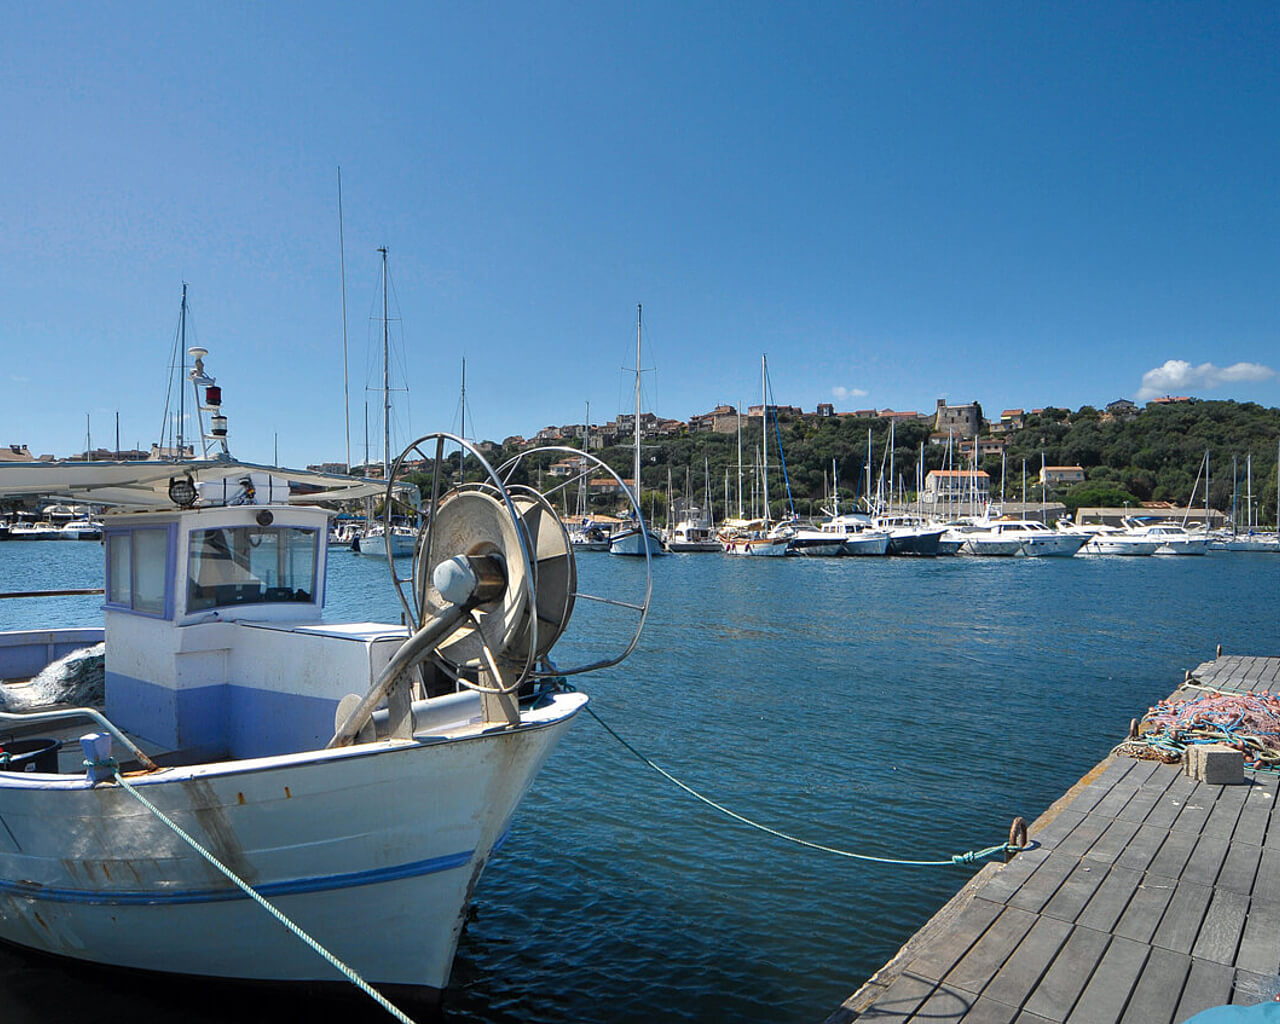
[1,541,1279,1023]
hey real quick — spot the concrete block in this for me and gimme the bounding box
[1198,744,1245,785]
[1183,744,1201,778]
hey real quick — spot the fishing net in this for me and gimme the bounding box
[1118,691,1280,769]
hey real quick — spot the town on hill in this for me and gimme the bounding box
[333,394,1276,529]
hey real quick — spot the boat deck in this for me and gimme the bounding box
[829,654,1280,1024]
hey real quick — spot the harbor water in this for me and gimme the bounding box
[1,540,1279,1023]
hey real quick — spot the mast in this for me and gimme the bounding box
[1247,453,1253,530]
[761,355,770,526]
[338,166,351,473]
[380,247,391,479]
[633,304,642,509]
[460,357,467,441]
[177,283,187,459]
[736,404,743,518]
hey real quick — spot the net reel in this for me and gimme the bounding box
[330,435,652,746]
[382,434,650,699]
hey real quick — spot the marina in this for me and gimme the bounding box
[1,536,1279,1022]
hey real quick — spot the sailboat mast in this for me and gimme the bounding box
[761,355,770,525]
[736,404,743,518]
[177,283,187,459]
[633,304,642,508]
[338,166,351,473]
[379,246,391,479]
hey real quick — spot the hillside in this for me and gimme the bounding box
[482,400,1280,527]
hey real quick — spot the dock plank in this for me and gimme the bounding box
[945,906,1038,997]
[1118,947,1190,1024]
[906,896,1006,984]
[983,915,1073,1009]
[1202,785,1249,839]
[1075,866,1143,934]
[1191,889,1249,965]
[1151,880,1213,955]
[1147,830,1199,881]
[1113,879,1177,945]
[1231,780,1274,846]
[1215,839,1262,896]
[1114,824,1174,875]
[1236,896,1280,977]
[1065,935,1149,1024]
[1178,834,1229,887]
[1083,818,1142,866]
[1042,860,1111,924]
[1144,773,1199,831]
[1173,958,1236,1022]
[1020,925,1111,1023]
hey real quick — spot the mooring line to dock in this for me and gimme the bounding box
[584,705,1027,867]
[94,761,417,1024]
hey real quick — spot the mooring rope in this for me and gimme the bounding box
[583,705,1026,867]
[94,760,416,1024]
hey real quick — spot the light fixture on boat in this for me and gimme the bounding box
[168,474,198,508]
[256,509,274,527]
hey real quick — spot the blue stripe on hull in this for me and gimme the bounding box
[0,848,475,906]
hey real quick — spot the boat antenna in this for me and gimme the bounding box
[338,166,352,473]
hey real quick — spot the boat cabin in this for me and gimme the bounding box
[102,502,409,763]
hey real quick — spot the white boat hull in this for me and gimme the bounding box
[352,532,416,559]
[1081,536,1159,556]
[1153,538,1210,555]
[608,526,664,556]
[0,693,585,993]
[841,534,890,556]
[722,537,789,556]
[1017,534,1088,557]
[665,539,723,552]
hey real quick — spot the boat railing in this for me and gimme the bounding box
[0,706,157,772]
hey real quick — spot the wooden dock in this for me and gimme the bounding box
[828,655,1280,1024]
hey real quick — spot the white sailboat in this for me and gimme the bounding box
[722,356,791,556]
[609,305,665,557]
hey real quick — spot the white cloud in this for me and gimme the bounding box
[1135,359,1275,402]
[832,386,869,400]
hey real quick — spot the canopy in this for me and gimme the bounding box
[0,459,415,510]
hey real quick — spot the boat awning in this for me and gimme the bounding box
[0,460,414,510]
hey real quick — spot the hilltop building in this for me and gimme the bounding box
[1040,465,1086,487]
[934,399,983,437]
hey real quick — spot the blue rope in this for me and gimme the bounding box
[584,707,1026,868]
[92,760,417,1024]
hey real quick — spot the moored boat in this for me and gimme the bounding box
[0,352,650,1005]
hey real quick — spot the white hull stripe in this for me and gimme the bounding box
[0,848,475,906]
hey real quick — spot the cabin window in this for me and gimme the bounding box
[187,526,318,611]
[104,527,173,617]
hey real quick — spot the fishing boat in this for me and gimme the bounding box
[0,353,649,1006]
[609,305,664,558]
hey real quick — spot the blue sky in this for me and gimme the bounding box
[2,2,1277,468]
